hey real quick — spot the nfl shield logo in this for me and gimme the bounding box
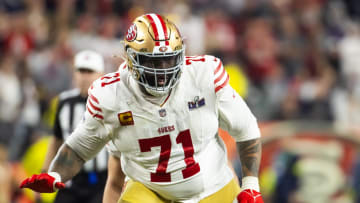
[159,109,166,117]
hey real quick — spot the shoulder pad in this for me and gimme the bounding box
[184,55,228,93]
[87,72,121,119]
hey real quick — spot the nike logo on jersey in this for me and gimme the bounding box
[158,125,175,134]
[188,96,205,110]
[118,111,134,126]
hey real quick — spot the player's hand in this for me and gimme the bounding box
[234,189,264,203]
[19,172,65,193]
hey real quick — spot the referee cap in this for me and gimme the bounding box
[74,50,104,72]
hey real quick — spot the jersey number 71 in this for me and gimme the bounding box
[138,129,200,182]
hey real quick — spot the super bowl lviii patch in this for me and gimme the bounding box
[188,96,205,110]
[118,111,134,126]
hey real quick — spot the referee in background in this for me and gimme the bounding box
[42,50,108,203]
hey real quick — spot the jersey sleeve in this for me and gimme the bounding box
[213,57,230,94]
[106,141,121,158]
[213,58,261,142]
[65,78,114,161]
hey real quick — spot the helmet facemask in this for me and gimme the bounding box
[127,46,185,97]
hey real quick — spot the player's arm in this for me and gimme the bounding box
[48,144,85,182]
[235,139,262,203]
[237,138,262,187]
[218,89,262,184]
[42,137,63,172]
[20,84,112,193]
[103,155,124,203]
[214,58,263,202]
[218,87,263,202]
[20,114,110,193]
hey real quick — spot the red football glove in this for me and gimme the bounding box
[19,172,65,193]
[235,189,264,203]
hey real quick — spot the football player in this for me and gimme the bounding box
[20,13,264,203]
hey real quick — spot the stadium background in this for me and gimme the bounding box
[0,0,360,202]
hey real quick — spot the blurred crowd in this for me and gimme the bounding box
[1,0,360,202]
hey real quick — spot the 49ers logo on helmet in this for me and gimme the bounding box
[126,24,137,41]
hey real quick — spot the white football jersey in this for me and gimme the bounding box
[66,55,260,202]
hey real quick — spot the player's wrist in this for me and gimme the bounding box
[48,172,62,191]
[241,176,260,192]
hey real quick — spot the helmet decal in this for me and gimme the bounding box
[145,14,169,46]
[126,23,137,42]
[159,46,168,52]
